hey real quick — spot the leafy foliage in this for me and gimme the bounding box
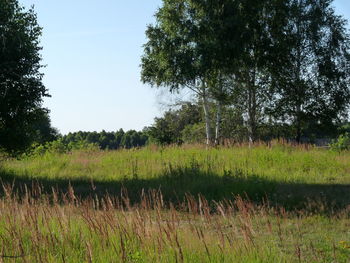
[331,133,350,151]
[61,129,148,150]
[147,102,202,145]
[268,0,350,142]
[141,0,350,145]
[26,139,99,156]
[0,0,51,153]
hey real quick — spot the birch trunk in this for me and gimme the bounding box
[247,69,257,146]
[202,91,212,146]
[295,3,302,144]
[214,100,222,146]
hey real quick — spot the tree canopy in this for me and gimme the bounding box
[141,0,350,144]
[269,0,350,142]
[0,0,51,153]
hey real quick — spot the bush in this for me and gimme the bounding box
[0,148,10,161]
[181,123,206,144]
[330,133,350,151]
[26,139,100,157]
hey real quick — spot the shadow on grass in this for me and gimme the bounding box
[0,164,349,212]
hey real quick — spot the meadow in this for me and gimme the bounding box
[0,144,349,262]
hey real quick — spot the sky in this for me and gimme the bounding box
[20,0,350,135]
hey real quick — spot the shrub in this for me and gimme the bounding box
[330,133,350,151]
[26,139,100,157]
[181,123,206,144]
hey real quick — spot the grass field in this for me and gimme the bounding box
[0,144,349,262]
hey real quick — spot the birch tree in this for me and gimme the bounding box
[269,0,350,142]
[141,0,246,145]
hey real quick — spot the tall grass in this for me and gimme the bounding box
[4,144,349,184]
[2,144,350,207]
[0,183,348,263]
[0,144,349,262]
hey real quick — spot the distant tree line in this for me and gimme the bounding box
[22,102,350,156]
[61,129,148,150]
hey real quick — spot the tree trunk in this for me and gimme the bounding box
[214,100,222,146]
[202,90,212,146]
[295,0,303,144]
[295,104,302,143]
[247,69,257,146]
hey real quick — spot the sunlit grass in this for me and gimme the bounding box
[3,144,350,184]
[0,144,349,262]
[0,185,349,263]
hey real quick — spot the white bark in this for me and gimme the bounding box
[214,100,222,146]
[247,68,257,147]
[202,91,212,146]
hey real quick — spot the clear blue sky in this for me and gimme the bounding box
[20,0,350,134]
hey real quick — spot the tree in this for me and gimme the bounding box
[216,0,294,144]
[147,102,202,145]
[0,0,49,152]
[141,0,247,145]
[29,108,59,145]
[269,0,350,142]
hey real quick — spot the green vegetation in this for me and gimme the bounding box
[0,0,56,153]
[141,0,350,145]
[61,129,149,150]
[1,0,350,262]
[331,133,350,151]
[2,0,350,154]
[3,144,350,206]
[0,188,349,263]
[0,145,350,262]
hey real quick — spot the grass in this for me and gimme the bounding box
[0,184,349,262]
[1,144,350,207]
[4,144,349,184]
[0,143,349,262]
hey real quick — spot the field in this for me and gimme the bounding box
[0,144,349,262]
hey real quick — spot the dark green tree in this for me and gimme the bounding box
[219,0,295,144]
[269,0,350,142]
[29,108,59,145]
[0,0,49,152]
[147,103,202,145]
